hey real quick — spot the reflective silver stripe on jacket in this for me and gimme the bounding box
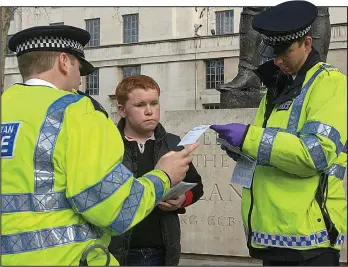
[257,67,327,165]
[107,179,145,235]
[68,163,132,213]
[1,223,103,255]
[2,191,70,213]
[301,135,328,171]
[324,164,346,180]
[256,65,344,171]
[34,94,82,194]
[3,94,82,214]
[257,128,278,166]
[301,121,344,155]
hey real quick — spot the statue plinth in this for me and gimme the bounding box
[217,87,264,109]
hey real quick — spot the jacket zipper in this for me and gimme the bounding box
[246,182,254,248]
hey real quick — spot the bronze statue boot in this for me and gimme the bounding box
[217,69,261,91]
[216,7,265,92]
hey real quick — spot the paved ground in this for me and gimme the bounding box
[179,255,261,266]
[179,255,348,266]
[179,259,260,266]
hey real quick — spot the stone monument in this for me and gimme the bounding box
[217,7,331,109]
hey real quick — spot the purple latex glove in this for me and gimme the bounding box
[221,145,240,161]
[210,123,250,148]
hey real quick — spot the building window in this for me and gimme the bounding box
[6,35,14,55]
[123,66,141,78]
[203,103,221,109]
[86,69,99,95]
[123,14,139,43]
[85,18,100,47]
[216,10,234,35]
[10,7,15,21]
[206,59,224,89]
[50,22,64,26]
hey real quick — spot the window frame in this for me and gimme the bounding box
[205,59,225,89]
[215,10,234,35]
[86,69,100,96]
[122,65,141,78]
[85,18,100,47]
[123,13,139,44]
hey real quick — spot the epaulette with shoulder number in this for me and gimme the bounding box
[75,90,109,118]
[320,63,341,74]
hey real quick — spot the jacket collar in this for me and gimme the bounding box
[284,48,321,92]
[24,78,58,89]
[117,118,167,142]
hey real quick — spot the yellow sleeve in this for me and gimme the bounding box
[64,99,170,235]
[243,69,347,177]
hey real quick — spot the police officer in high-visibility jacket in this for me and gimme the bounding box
[210,1,347,266]
[1,25,198,266]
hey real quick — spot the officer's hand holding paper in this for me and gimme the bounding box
[156,125,210,202]
[155,142,199,186]
[216,137,254,162]
[210,123,250,148]
[158,193,187,211]
[220,145,240,161]
[160,181,197,201]
[210,123,257,189]
[210,123,253,161]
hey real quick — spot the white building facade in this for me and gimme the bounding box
[4,7,347,122]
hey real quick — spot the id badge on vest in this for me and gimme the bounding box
[231,158,257,189]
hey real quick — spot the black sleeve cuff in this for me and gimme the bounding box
[161,170,172,187]
[240,124,251,151]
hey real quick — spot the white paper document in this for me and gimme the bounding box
[177,125,211,146]
[161,182,197,201]
[216,137,255,162]
[231,157,257,189]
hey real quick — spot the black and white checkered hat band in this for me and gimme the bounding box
[262,26,311,46]
[16,36,85,56]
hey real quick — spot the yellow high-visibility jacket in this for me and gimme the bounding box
[1,84,171,266]
[241,62,347,254]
